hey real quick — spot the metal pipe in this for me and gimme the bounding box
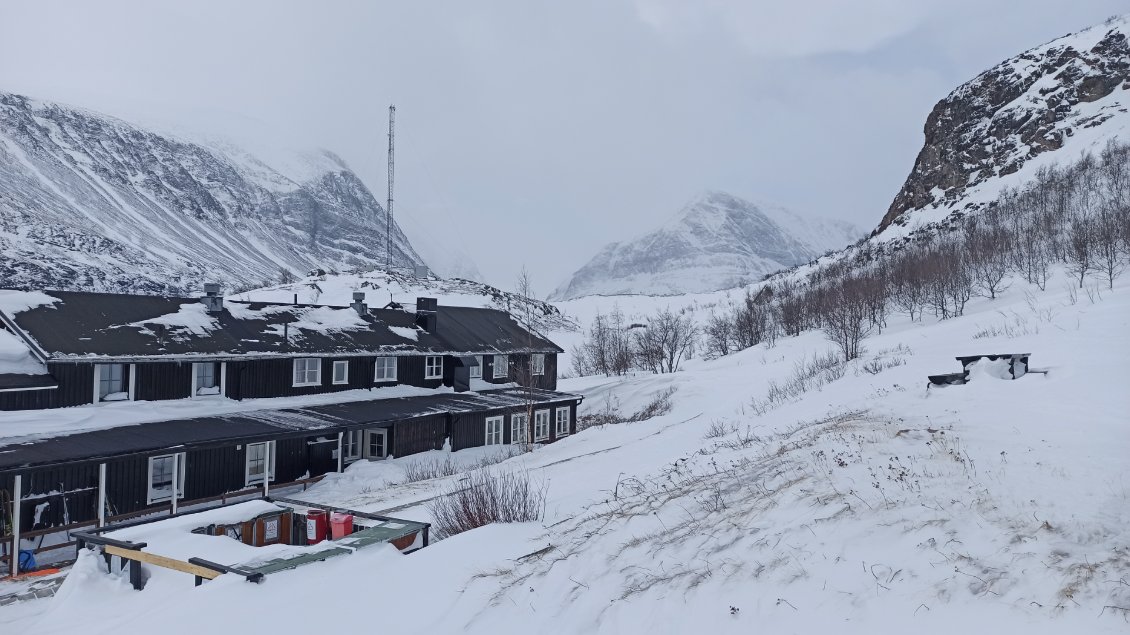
[337,431,344,473]
[97,463,107,528]
[170,454,179,515]
[263,443,271,498]
[10,474,21,577]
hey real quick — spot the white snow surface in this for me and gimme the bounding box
[0,290,59,316]
[0,327,46,375]
[126,302,218,337]
[3,266,1127,634]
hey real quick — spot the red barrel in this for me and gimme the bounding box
[306,509,328,544]
[330,513,354,539]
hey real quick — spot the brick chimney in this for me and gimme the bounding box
[200,283,223,313]
[350,291,368,316]
[415,297,437,333]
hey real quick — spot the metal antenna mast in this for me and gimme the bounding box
[386,104,396,270]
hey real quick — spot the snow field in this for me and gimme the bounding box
[1,267,1127,634]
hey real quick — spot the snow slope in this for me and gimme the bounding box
[4,265,1126,634]
[0,91,425,294]
[551,191,860,300]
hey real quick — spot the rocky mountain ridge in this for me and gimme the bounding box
[877,15,1130,234]
[0,91,424,294]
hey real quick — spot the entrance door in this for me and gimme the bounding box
[364,429,389,459]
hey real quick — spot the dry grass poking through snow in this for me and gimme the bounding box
[466,408,1130,627]
[428,469,547,539]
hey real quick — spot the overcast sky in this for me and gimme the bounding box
[0,1,1124,292]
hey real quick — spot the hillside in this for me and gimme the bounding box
[3,265,1126,634]
[876,15,1130,236]
[551,191,859,299]
[0,92,424,294]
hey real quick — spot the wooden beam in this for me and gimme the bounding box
[103,545,220,580]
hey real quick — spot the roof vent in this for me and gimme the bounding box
[201,283,223,313]
[350,291,368,317]
[415,297,437,333]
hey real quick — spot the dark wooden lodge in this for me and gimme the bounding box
[0,287,581,572]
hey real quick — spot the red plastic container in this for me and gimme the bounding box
[330,512,354,539]
[306,509,328,544]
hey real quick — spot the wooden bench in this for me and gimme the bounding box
[74,531,262,590]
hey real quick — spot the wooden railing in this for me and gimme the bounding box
[2,475,324,574]
[73,531,263,590]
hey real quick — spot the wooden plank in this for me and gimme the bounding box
[103,545,220,580]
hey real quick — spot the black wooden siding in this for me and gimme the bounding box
[46,362,95,407]
[0,388,58,411]
[0,397,577,533]
[392,414,449,456]
[134,361,192,401]
[450,399,576,451]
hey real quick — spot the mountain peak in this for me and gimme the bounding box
[0,91,426,294]
[550,192,859,300]
[876,15,1130,234]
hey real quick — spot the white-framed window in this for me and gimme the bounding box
[374,357,397,382]
[293,358,321,387]
[342,430,362,461]
[147,453,185,504]
[193,362,221,396]
[485,416,504,446]
[425,356,443,380]
[531,354,545,376]
[366,429,388,459]
[332,360,349,385]
[511,413,528,445]
[245,441,276,486]
[493,354,508,379]
[534,409,550,441]
[97,363,128,401]
[555,407,571,437]
[470,355,483,379]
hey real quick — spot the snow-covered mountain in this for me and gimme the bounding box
[0,91,425,294]
[550,191,859,299]
[876,15,1130,236]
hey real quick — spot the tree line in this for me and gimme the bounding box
[573,139,1130,373]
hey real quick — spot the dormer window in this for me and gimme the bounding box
[493,355,508,379]
[425,356,443,380]
[193,362,221,396]
[293,358,321,387]
[531,354,545,376]
[96,363,129,402]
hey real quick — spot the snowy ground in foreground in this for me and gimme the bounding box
[1,270,1128,634]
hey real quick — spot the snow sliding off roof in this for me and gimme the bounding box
[0,290,561,360]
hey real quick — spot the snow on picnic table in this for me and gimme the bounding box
[2,269,1128,634]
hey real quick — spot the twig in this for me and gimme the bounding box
[776,598,797,610]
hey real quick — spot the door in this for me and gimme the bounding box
[364,429,388,459]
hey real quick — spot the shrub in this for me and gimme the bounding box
[428,469,547,539]
[402,456,461,483]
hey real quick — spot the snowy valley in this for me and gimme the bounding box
[1,10,1129,635]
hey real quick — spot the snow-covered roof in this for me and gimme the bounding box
[0,386,580,472]
[0,289,563,361]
